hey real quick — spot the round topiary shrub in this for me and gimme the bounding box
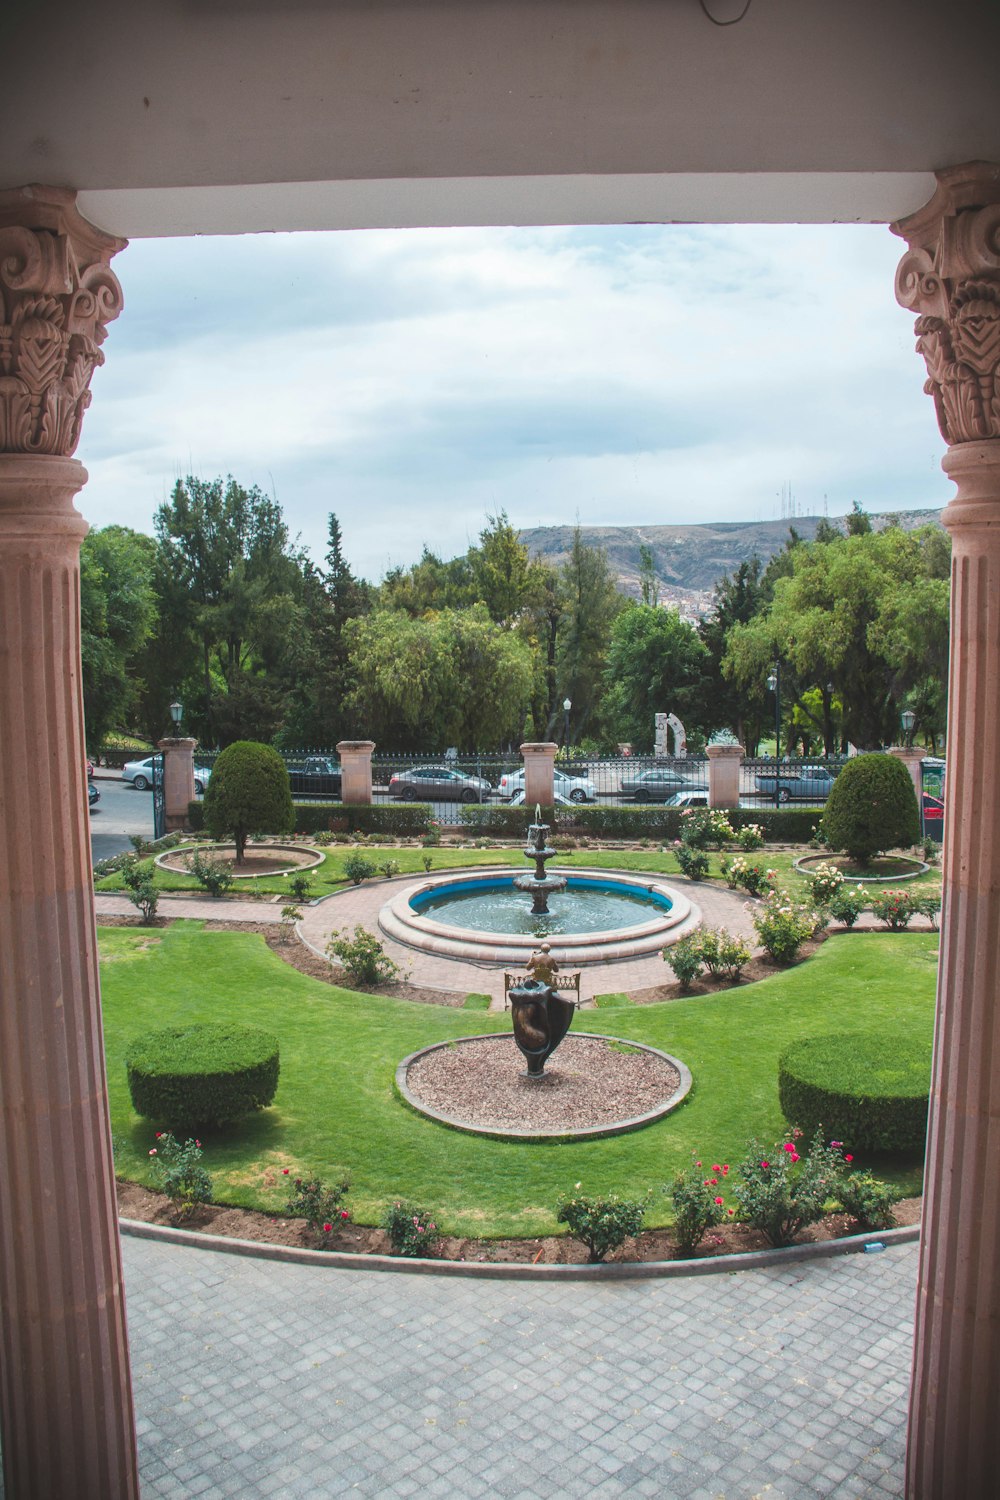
[819,752,920,867]
[202,740,294,864]
[126,1023,280,1128]
[778,1031,931,1154]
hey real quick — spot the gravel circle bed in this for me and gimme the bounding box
[401,1032,685,1136]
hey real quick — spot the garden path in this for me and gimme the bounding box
[76,1230,915,1498]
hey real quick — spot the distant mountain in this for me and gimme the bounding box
[519,511,944,619]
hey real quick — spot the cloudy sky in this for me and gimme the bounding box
[78,222,949,583]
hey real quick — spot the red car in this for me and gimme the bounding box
[922,793,944,835]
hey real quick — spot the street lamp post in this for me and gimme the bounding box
[766,663,781,809]
[562,697,572,761]
[169,699,183,733]
[901,708,916,748]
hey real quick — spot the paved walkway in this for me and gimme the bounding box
[298,873,759,1007]
[92,1234,916,1498]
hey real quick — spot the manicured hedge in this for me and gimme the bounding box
[188,800,432,837]
[778,1031,932,1154]
[126,1023,280,1128]
[458,803,820,843]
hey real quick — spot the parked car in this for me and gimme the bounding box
[922,792,944,835]
[286,756,342,799]
[388,765,492,803]
[619,767,692,801]
[665,790,709,808]
[122,756,213,795]
[753,764,839,803]
[497,767,597,803]
[88,782,100,809]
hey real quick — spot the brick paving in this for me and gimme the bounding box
[106,1235,916,1498]
[298,872,760,1007]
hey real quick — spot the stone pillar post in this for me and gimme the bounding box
[0,188,137,1498]
[520,742,558,808]
[337,740,375,804]
[888,746,925,806]
[893,161,1000,1498]
[158,736,197,830]
[706,743,743,809]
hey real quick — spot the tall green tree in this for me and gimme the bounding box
[723,525,950,751]
[343,605,534,750]
[282,513,370,746]
[154,475,308,745]
[555,528,625,743]
[697,557,767,749]
[603,604,708,751]
[79,525,158,749]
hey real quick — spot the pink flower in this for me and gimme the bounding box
[323,1223,333,1233]
[783,1142,796,1155]
[148,1148,157,1156]
[721,1165,729,1176]
[712,1165,722,1174]
[695,1160,702,1168]
[155,1132,162,1139]
[831,1141,842,1149]
[340,1209,349,1219]
[727,1208,735,1217]
[845,1154,853,1163]
[760,1160,770,1170]
[282,1168,290,1175]
[195,1140,201,1148]
[714,1197,724,1206]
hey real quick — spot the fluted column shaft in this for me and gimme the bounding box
[893,163,1000,1498]
[0,458,139,1499]
[905,443,1000,1496]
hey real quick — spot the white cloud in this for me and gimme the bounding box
[78,223,948,580]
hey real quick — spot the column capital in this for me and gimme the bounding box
[0,185,126,457]
[892,162,1000,447]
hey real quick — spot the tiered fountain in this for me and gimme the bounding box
[512,806,567,916]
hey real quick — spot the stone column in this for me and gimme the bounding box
[520,742,558,808]
[888,746,924,806]
[337,739,375,804]
[158,736,197,830]
[892,161,1000,1498]
[706,743,743,809]
[0,188,138,1498]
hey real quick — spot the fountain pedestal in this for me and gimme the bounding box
[512,815,567,916]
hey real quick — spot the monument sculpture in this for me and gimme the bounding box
[508,943,576,1079]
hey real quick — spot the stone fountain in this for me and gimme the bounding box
[513,805,567,915]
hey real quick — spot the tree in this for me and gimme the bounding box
[282,513,370,746]
[154,475,308,745]
[697,557,767,748]
[202,741,294,864]
[603,604,708,751]
[468,511,534,624]
[555,528,625,742]
[637,544,660,608]
[820,753,920,866]
[79,525,158,749]
[342,605,534,750]
[723,526,950,751]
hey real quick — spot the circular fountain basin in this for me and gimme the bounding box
[380,867,698,966]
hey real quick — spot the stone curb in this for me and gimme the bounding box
[119,1216,918,1280]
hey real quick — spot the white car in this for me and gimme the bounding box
[498,767,596,803]
[122,756,213,795]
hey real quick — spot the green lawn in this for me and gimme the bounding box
[96,840,943,898]
[102,921,935,1236]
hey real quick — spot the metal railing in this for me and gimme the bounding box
[739,755,850,807]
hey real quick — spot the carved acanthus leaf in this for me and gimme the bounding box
[0,191,124,457]
[893,164,1000,444]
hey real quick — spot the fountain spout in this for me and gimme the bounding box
[513,809,567,916]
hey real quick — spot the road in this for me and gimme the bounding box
[89,775,154,863]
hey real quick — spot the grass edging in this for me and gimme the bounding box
[118,1216,919,1279]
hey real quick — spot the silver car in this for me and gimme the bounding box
[498,767,596,803]
[387,765,491,803]
[122,756,213,795]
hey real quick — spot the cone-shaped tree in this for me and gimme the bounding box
[203,741,294,864]
[820,753,919,867]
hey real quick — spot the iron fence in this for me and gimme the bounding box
[739,755,850,808]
